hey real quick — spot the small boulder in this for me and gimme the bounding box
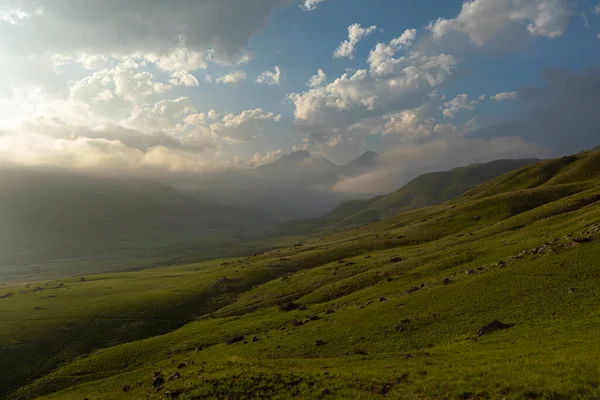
[568,288,575,294]
[298,304,308,311]
[252,336,260,343]
[321,388,331,395]
[122,385,131,392]
[442,278,453,285]
[226,335,245,345]
[290,319,304,327]
[466,269,475,275]
[325,309,335,315]
[177,362,187,369]
[315,339,327,346]
[405,287,420,294]
[472,216,482,221]
[279,302,300,311]
[152,377,165,388]
[478,320,513,337]
[378,297,387,302]
[390,257,403,263]
[395,323,408,333]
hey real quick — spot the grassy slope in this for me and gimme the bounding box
[2,150,600,399]
[276,158,539,235]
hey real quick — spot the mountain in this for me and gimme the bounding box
[185,151,380,221]
[5,148,600,400]
[0,167,274,265]
[275,157,540,235]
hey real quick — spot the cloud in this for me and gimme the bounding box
[0,0,289,61]
[428,0,570,46]
[476,67,600,156]
[491,91,518,101]
[256,66,281,86]
[301,0,327,11]
[126,97,197,132]
[334,24,378,59]
[216,71,247,85]
[594,4,600,15]
[208,109,282,143]
[441,94,481,119]
[249,149,283,167]
[332,136,546,194]
[308,69,327,87]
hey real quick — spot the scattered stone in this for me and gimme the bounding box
[420,283,426,288]
[291,319,304,327]
[572,236,593,244]
[321,388,331,395]
[279,302,300,311]
[477,266,485,271]
[478,321,513,337]
[403,354,414,360]
[168,372,181,382]
[390,257,403,263]
[226,335,245,345]
[153,371,161,378]
[34,306,41,311]
[298,304,308,311]
[562,155,576,163]
[442,278,453,285]
[252,336,260,343]
[152,377,165,388]
[345,262,356,266]
[405,287,420,295]
[326,309,335,315]
[568,288,576,294]
[0,293,13,299]
[345,349,368,356]
[307,315,320,321]
[122,385,131,392]
[177,362,187,369]
[79,277,86,282]
[395,324,408,333]
[378,297,387,302]
[315,339,327,347]
[472,216,482,221]
[195,346,203,352]
[364,255,372,259]
[466,269,475,275]
[497,260,506,268]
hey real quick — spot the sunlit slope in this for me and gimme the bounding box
[3,148,600,399]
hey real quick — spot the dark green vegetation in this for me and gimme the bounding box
[276,158,539,235]
[0,168,275,282]
[2,149,600,399]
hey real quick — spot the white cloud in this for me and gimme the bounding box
[169,70,199,87]
[308,69,327,87]
[301,0,327,11]
[216,71,247,85]
[249,149,282,167]
[256,66,281,86]
[127,97,197,132]
[593,4,600,15]
[491,91,518,101]
[334,24,378,59]
[428,0,570,46]
[208,109,282,143]
[367,29,417,75]
[441,94,481,119]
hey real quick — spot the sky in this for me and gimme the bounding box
[0,0,600,193]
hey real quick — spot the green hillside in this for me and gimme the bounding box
[276,158,539,235]
[2,149,600,399]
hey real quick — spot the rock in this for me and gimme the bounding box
[395,324,408,333]
[321,388,331,395]
[405,287,420,294]
[478,320,513,337]
[152,371,161,378]
[177,362,187,369]
[168,372,181,382]
[466,269,475,275]
[378,297,387,302]
[34,306,41,311]
[345,262,356,266]
[390,257,403,263]
[298,304,308,311]
[315,339,327,346]
[291,319,304,327]
[226,335,245,345]
[307,315,320,321]
[364,255,372,259]
[252,336,260,343]
[195,346,203,352]
[568,288,575,293]
[442,278,453,285]
[472,216,482,221]
[497,260,506,268]
[0,293,14,299]
[122,385,131,392]
[562,155,576,163]
[326,309,335,315]
[152,377,165,388]
[279,302,300,311]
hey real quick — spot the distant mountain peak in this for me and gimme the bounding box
[281,150,311,163]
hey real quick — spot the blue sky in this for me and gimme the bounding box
[0,0,599,183]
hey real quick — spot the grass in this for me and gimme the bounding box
[2,148,600,399]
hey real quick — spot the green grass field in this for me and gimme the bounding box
[2,149,600,399]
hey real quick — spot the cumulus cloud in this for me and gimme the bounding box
[332,136,547,194]
[491,91,518,101]
[308,69,327,87]
[249,149,283,167]
[428,0,570,46]
[216,71,247,85]
[442,94,481,119]
[256,66,281,86]
[301,0,327,11]
[334,24,378,59]
[594,4,600,14]
[207,109,282,143]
